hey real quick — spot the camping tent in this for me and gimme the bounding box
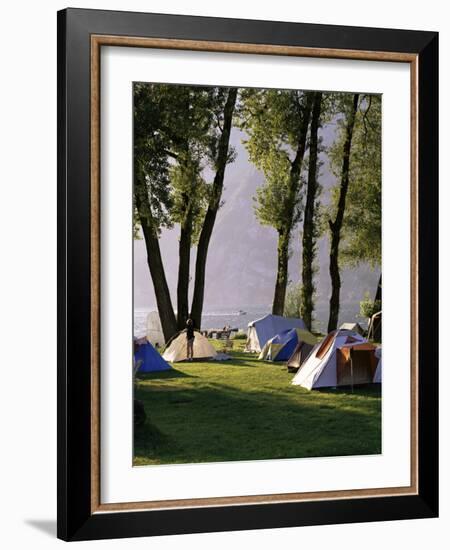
[245,314,306,353]
[367,310,382,341]
[287,338,317,373]
[163,330,217,362]
[292,330,378,390]
[146,311,165,347]
[259,328,317,362]
[339,322,365,336]
[373,347,382,383]
[134,340,171,373]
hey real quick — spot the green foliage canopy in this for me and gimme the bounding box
[284,281,303,319]
[343,95,381,267]
[329,94,382,267]
[134,83,234,237]
[239,89,313,234]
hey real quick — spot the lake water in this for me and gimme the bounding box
[134,303,367,338]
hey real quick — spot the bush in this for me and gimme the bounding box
[360,296,381,318]
[284,282,302,318]
[233,332,247,340]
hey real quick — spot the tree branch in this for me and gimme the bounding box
[163,148,179,160]
[215,112,224,133]
[361,95,375,142]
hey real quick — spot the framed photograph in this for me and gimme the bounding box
[57,8,438,541]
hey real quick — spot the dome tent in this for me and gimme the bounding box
[245,314,306,353]
[286,336,319,373]
[292,330,378,390]
[339,322,365,336]
[146,311,165,347]
[367,310,382,341]
[134,340,171,373]
[163,330,217,363]
[259,328,317,362]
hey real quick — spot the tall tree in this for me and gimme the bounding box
[163,87,214,330]
[190,87,238,328]
[133,83,177,340]
[133,83,214,336]
[171,152,208,330]
[340,94,382,267]
[240,89,314,315]
[327,93,359,332]
[300,91,322,330]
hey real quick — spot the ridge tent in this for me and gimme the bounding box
[134,340,171,373]
[146,311,165,347]
[339,322,365,336]
[292,330,378,390]
[245,314,307,353]
[373,347,382,383]
[163,330,217,363]
[259,328,317,362]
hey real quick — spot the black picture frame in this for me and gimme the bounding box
[57,7,438,541]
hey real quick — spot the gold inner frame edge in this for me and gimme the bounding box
[90,34,419,514]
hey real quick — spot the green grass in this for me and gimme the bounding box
[134,339,381,466]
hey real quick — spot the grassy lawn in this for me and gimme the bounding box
[134,339,381,466]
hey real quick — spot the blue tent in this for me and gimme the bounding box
[134,341,171,373]
[259,328,317,362]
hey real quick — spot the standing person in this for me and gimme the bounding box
[186,318,195,361]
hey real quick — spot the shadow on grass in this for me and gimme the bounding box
[137,368,195,381]
[316,385,382,399]
[226,352,285,368]
[134,380,381,465]
[220,358,261,368]
[134,419,167,449]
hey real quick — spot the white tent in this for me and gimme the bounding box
[373,347,382,383]
[163,330,217,362]
[292,330,377,390]
[245,314,306,353]
[339,322,365,336]
[146,311,165,348]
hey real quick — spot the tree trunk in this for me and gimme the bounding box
[272,230,291,315]
[273,92,314,316]
[134,184,178,342]
[177,196,193,330]
[327,93,359,332]
[190,88,238,329]
[301,92,322,330]
[375,274,382,302]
